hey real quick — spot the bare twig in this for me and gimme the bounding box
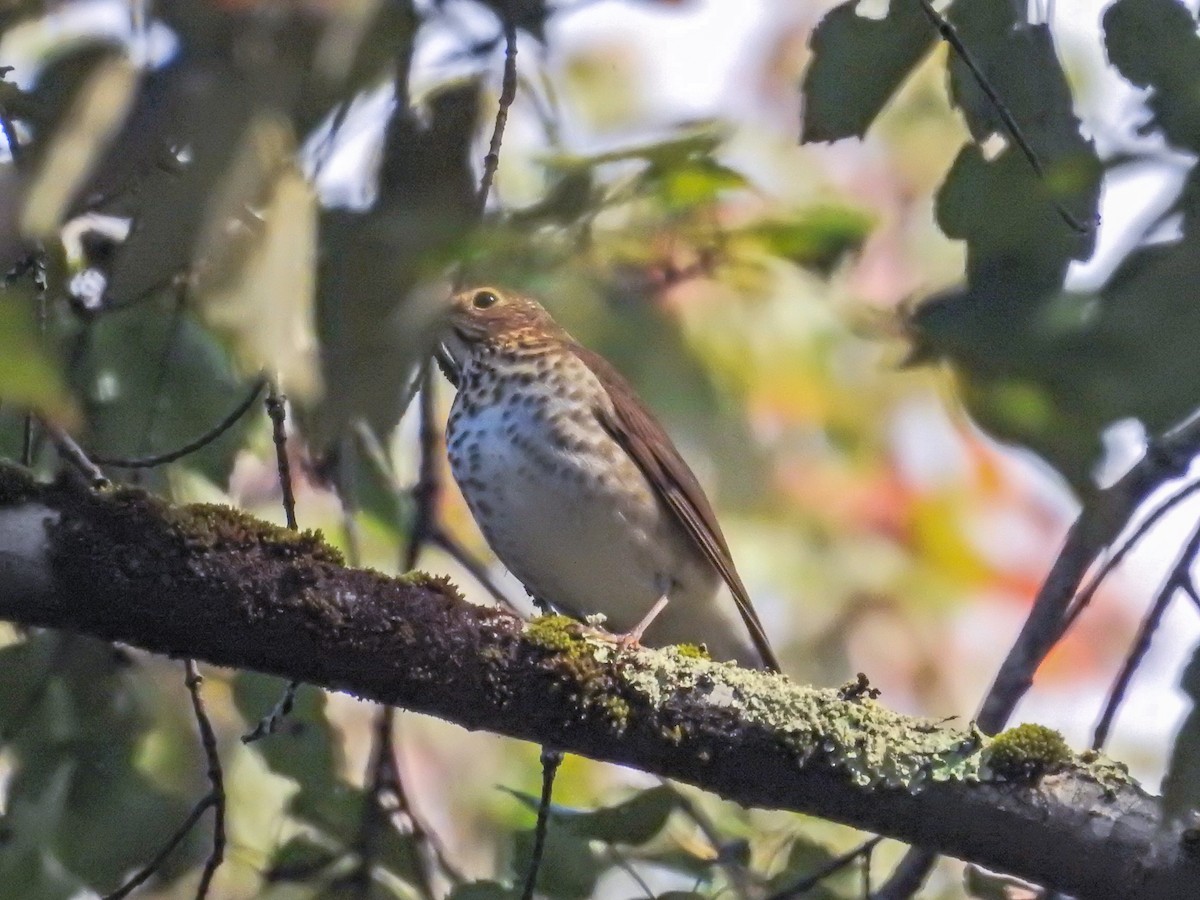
[92,379,267,469]
[184,660,226,898]
[243,382,300,742]
[520,748,562,900]
[476,15,518,214]
[1092,518,1200,750]
[405,365,441,572]
[44,421,109,488]
[1063,477,1200,631]
[265,382,298,530]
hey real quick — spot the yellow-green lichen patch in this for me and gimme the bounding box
[1077,749,1133,798]
[166,502,344,565]
[619,651,985,793]
[522,615,632,733]
[985,723,1071,782]
[674,643,711,661]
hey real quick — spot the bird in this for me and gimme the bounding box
[437,284,779,671]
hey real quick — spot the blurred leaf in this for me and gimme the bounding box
[510,824,603,899]
[0,286,72,420]
[71,298,253,487]
[643,157,749,211]
[234,674,425,891]
[307,80,478,449]
[504,785,679,846]
[544,122,727,171]
[0,635,202,894]
[268,834,341,882]
[802,0,936,142]
[448,882,519,900]
[198,162,321,400]
[1104,0,1200,153]
[21,57,136,238]
[739,206,873,274]
[764,833,851,900]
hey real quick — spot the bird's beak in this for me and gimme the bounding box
[434,342,462,387]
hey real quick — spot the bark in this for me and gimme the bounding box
[0,464,1196,900]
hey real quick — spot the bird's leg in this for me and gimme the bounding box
[615,595,670,650]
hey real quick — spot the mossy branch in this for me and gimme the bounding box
[0,465,1196,899]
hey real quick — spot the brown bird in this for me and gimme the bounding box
[438,285,779,671]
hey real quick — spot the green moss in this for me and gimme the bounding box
[985,723,1071,781]
[524,614,586,655]
[674,642,711,661]
[399,571,465,603]
[165,502,344,565]
[523,615,631,733]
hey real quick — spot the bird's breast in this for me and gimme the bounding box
[446,351,699,625]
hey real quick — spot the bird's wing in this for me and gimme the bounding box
[571,343,781,672]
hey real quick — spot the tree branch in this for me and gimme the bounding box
[0,466,1195,900]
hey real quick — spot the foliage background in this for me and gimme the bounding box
[0,0,1197,897]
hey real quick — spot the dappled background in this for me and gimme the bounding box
[1,0,1199,897]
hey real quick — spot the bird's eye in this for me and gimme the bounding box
[472,290,499,310]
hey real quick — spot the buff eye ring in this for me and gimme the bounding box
[472,290,499,310]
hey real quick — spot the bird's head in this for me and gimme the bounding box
[439,286,567,380]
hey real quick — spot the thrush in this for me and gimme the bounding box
[437,285,779,671]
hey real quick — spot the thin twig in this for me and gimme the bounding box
[1092,518,1200,750]
[92,379,267,469]
[765,836,884,900]
[1063,477,1200,631]
[243,382,300,742]
[520,748,562,900]
[668,786,751,900]
[265,382,298,529]
[915,0,1090,235]
[405,365,441,572]
[184,660,226,898]
[43,421,109,488]
[476,16,517,214]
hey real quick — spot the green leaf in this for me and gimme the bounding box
[448,882,519,900]
[71,297,253,487]
[504,785,678,846]
[742,206,873,274]
[268,835,341,882]
[510,825,604,899]
[801,0,936,142]
[1104,0,1200,152]
[0,286,72,419]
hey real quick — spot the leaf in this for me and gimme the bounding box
[268,835,341,882]
[0,286,73,421]
[740,206,873,274]
[1104,0,1200,153]
[447,882,519,900]
[945,0,1101,242]
[510,825,603,899]
[20,56,136,238]
[505,785,679,846]
[197,162,322,400]
[801,0,937,142]
[70,298,254,487]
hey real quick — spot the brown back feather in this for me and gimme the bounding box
[570,343,781,672]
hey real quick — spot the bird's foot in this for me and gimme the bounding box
[614,596,669,652]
